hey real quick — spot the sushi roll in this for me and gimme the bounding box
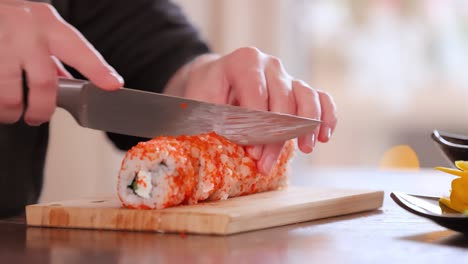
[117,132,295,209]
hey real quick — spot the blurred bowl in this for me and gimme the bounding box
[432,130,468,165]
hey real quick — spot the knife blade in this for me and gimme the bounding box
[56,78,321,145]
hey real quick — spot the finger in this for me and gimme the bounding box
[0,4,28,123]
[14,14,58,126]
[226,48,270,160]
[34,3,123,90]
[51,56,72,78]
[317,90,337,143]
[226,47,269,112]
[232,69,268,160]
[0,57,23,124]
[232,69,268,159]
[258,58,296,174]
[292,80,321,153]
[245,145,263,161]
[259,142,285,175]
[22,50,58,126]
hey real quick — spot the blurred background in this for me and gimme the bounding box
[40,0,468,202]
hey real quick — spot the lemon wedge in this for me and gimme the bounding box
[436,161,468,213]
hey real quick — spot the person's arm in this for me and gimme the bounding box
[63,0,210,150]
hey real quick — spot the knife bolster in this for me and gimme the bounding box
[57,78,88,124]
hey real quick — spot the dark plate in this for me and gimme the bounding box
[390,192,468,235]
[432,130,468,164]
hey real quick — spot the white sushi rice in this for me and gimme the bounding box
[118,141,192,209]
[134,170,152,199]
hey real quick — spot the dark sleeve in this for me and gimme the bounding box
[60,0,210,150]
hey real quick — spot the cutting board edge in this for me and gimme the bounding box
[25,205,232,235]
[224,190,385,234]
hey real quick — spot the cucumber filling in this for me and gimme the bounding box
[128,170,153,198]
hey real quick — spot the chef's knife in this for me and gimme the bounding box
[54,78,321,145]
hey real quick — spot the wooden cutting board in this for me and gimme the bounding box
[26,187,384,235]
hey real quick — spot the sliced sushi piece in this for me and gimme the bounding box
[117,138,195,209]
[176,134,222,203]
[203,133,245,201]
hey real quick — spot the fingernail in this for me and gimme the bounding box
[327,127,333,140]
[261,154,276,175]
[303,134,314,153]
[110,71,124,85]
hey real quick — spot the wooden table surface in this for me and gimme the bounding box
[1,167,467,263]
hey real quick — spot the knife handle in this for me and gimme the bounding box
[56,78,88,121]
[21,71,88,123]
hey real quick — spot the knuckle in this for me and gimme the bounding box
[31,2,57,16]
[0,65,21,80]
[274,75,290,87]
[294,79,312,90]
[0,6,38,44]
[232,46,262,62]
[30,75,57,91]
[0,95,22,110]
[11,5,34,22]
[318,90,332,100]
[268,56,282,69]
[299,83,318,100]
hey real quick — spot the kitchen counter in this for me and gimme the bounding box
[1,168,467,263]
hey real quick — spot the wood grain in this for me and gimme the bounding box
[26,187,383,235]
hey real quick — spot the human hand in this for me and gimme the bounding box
[164,47,337,175]
[0,0,123,126]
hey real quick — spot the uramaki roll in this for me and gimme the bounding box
[118,132,294,209]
